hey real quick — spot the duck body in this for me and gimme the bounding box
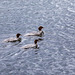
[3,33,21,42]
[21,44,37,49]
[4,37,21,42]
[21,40,38,49]
[25,31,44,37]
[25,26,44,37]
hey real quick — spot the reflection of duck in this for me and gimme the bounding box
[21,39,38,49]
[25,26,44,37]
[3,33,21,42]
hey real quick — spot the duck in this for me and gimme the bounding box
[3,33,22,42]
[21,39,39,49]
[25,26,44,37]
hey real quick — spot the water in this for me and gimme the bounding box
[0,0,75,75]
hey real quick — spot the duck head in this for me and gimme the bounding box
[34,39,38,44]
[16,33,21,38]
[38,26,44,31]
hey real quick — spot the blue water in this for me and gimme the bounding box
[0,0,75,75]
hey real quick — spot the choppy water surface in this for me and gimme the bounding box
[0,0,75,75]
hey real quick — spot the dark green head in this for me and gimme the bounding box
[16,33,21,38]
[34,39,38,44]
[38,26,44,31]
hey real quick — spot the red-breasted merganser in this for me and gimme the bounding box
[21,39,38,49]
[3,33,21,42]
[25,26,44,37]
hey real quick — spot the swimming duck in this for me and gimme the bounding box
[21,39,38,49]
[25,26,44,37]
[3,33,22,42]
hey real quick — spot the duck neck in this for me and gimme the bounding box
[39,29,42,31]
[16,35,19,38]
[35,44,38,48]
[35,42,37,45]
[18,38,21,42]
